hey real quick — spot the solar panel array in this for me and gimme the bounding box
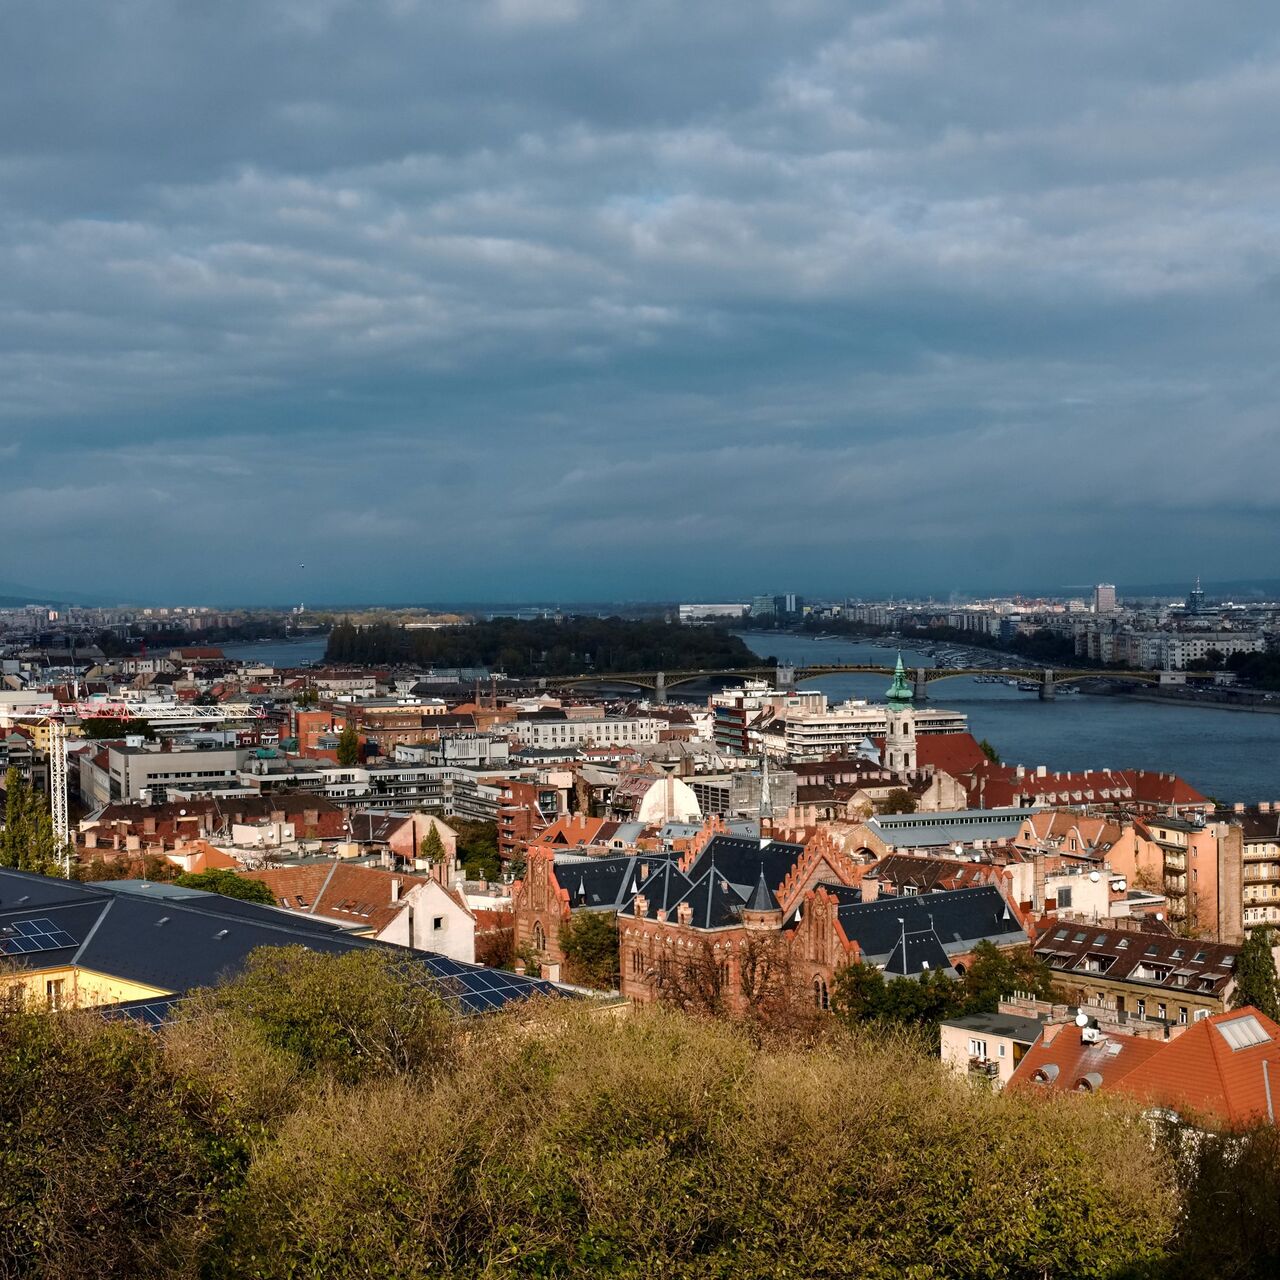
[412,953,571,1014]
[0,916,78,956]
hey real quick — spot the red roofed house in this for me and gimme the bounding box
[243,862,476,963]
[1013,1006,1280,1128]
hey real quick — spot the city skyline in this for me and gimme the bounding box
[6,3,1280,600]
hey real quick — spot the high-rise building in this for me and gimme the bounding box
[1186,577,1205,614]
[1093,584,1118,614]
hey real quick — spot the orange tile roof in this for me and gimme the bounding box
[1010,1025,1167,1095]
[243,862,467,933]
[1122,1008,1280,1126]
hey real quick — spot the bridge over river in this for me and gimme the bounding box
[551,663,1201,704]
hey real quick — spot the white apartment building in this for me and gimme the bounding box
[512,716,661,750]
[783,700,968,760]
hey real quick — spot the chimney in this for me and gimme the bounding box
[634,893,649,918]
[1261,803,1272,815]
[1235,802,1245,814]
[861,875,880,904]
[544,962,561,983]
[1033,851,1047,915]
[391,878,401,903]
[677,900,693,926]
[1037,765,1047,778]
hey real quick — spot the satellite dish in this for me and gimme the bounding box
[1075,1012,1089,1028]
[179,809,187,816]
[1089,871,1100,882]
[1155,912,1164,920]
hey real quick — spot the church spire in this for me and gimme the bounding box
[886,652,913,710]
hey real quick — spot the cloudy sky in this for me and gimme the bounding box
[4,1,1278,604]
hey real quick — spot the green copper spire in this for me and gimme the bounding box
[886,652,913,709]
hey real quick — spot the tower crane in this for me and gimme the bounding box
[1,701,266,877]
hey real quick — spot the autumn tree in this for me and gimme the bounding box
[336,723,361,766]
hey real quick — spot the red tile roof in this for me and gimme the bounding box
[1122,1008,1280,1126]
[1011,1008,1280,1128]
[1011,1024,1166,1095]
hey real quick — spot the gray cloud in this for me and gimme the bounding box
[3,0,1279,602]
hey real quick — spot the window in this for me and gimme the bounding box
[1137,999,1147,1019]
[1157,1003,1167,1020]
[998,1044,1006,1058]
[45,978,66,1012]
[1178,1007,1188,1026]
[813,976,829,1010]
[968,1038,988,1059]
[1058,887,1073,909]
[432,916,444,931]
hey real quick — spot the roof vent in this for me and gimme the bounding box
[213,928,229,939]
[155,916,170,927]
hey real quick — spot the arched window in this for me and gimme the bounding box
[533,922,545,952]
[813,976,829,1010]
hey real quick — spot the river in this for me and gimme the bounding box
[736,632,1280,805]
[218,636,329,667]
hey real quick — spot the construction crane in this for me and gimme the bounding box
[1,701,266,877]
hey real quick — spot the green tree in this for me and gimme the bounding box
[978,737,1001,763]
[877,788,917,815]
[960,940,1056,1014]
[181,946,456,1084]
[832,961,960,1029]
[557,911,620,989]
[336,723,361,766]
[1231,925,1280,1020]
[174,869,277,904]
[0,770,62,875]
[454,818,501,880]
[419,823,446,866]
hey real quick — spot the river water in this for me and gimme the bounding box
[737,632,1280,806]
[218,636,330,667]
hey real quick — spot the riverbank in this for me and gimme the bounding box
[1099,688,1280,716]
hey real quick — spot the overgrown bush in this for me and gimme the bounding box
[7,951,1270,1279]
[228,1007,1177,1279]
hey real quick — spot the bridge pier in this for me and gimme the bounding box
[1039,669,1056,700]
[914,668,928,702]
[776,664,796,691]
[654,671,667,706]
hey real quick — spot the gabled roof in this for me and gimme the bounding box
[884,928,955,978]
[685,834,805,896]
[1033,923,1238,998]
[834,885,1026,966]
[1122,1008,1280,1126]
[0,867,558,1019]
[1010,1026,1167,1095]
[670,864,749,930]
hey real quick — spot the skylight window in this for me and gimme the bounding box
[1215,1014,1272,1052]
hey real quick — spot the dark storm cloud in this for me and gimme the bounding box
[3,0,1279,602]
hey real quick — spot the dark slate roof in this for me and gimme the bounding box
[834,886,1027,965]
[618,858,694,917]
[685,835,805,895]
[554,855,641,911]
[884,928,956,978]
[0,867,569,1018]
[812,881,862,906]
[745,865,780,913]
[669,865,749,930]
